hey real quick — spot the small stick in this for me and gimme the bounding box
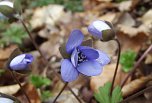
[110,39,121,95]
[53,83,68,103]
[9,70,31,103]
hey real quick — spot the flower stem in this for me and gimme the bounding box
[120,44,152,88]
[120,85,152,103]
[19,18,82,103]
[68,87,82,103]
[110,39,121,95]
[53,83,68,103]
[9,70,31,103]
[20,19,47,64]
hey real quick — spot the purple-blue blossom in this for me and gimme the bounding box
[61,29,110,82]
[9,54,33,70]
[88,20,111,39]
[0,97,14,103]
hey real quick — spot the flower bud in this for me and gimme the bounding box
[9,54,33,71]
[0,1,15,18]
[88,20,115,41]
[0,92,21,103]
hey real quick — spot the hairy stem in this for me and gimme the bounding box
[53,83,68,103]
[9,70,31,103]
[20,19,82,103]
[120,86,152,103]
[110,39,121,95]
[121,44,152,87]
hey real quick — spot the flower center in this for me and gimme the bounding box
[77,49,87,64]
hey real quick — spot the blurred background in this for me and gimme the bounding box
[0,0,152,103]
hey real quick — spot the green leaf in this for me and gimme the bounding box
[1,23,28,46]
[120,50,136,72]
[30,0,83,12]
[94,82,123,103]
[41,90,52,102]
[30,75,51,88]
[111,86,123,103]
[94,82,111,103]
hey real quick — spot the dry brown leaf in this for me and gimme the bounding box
[140,9,152,25]
[145,54,152,64]
[122,76,152,97]
[0,45,18,60]
[117,24,150,37]
[144,81,152,100]
[0,83,25,95]
[15,83,41,103]
[99,12,120,23]
[40,34,63,59]
[94,40,117,57]
[30,5,65,29]
[95,0,112,2]
[117,32,148,52]
[90,64,130,92]
[118,0,132,11]
[117,12,135,27]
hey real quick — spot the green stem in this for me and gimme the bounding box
[9,70,31,103]
[110,39,121,95]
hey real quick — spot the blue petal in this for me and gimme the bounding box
[71,48,78,67]
[88,20,111,39]
[24,54,34,64]
[78,46,99,60]
[96,50,110,65]
[88,23,102,39]
[0,97,14,103]
[61,59,79,82]
[9,54,33,70]
[77,60,102,76]
[66,29,84,54]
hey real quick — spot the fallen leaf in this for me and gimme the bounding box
[140,9,152,25]
[117,24,150,37]
[99,12,120,23]
[116,12,135,27]
[0,83,25,95]
[0,45,18,60]
[122,76,152,97]
[30,5,65,29]
[118,0,132,11]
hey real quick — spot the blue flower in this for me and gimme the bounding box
[88,20,111,39]
[9,54,33,70]
[61,29,110,82]
[0,97,14,103]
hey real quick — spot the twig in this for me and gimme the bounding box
[121,44,152,87]
[53,83,68,103]
[9,70,31,103]
[120,86,152,103]
[110,39,121,95]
